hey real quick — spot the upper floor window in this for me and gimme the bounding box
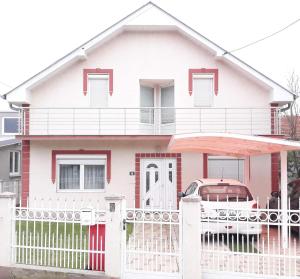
[2,117,20,135]
[88,75,109,108]
[140,81,174,125]
[57,155,106,192]
[9,151,20,176]
[193,75,214,107]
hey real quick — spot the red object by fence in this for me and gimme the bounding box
[89,224,105,271]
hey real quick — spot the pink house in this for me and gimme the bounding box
[4,2,294,208]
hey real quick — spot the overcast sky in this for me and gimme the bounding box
[0,0,299,110]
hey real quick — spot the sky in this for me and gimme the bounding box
[0,0,299,110]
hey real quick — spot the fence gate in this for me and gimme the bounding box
[123,207,181,279]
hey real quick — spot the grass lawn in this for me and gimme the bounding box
[15,221,105,270]
[126,223,133,241]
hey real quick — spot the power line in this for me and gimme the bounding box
[224,17,300,55]
[0,80,12,88]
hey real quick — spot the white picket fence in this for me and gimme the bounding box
[8,196,300,278]
[12,198,106,272]
[200,203,300,278]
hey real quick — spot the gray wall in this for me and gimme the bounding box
[0,143,21,181]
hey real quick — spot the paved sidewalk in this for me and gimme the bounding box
[0,267,111,279]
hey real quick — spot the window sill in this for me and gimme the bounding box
[56,189,106,193]
[9,173,21,178]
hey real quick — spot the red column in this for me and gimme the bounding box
[203,153,208,178]
[271,103,280,192]
[21,140,30,206]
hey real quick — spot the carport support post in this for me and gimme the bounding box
[0,193,16,266]
[104,195,126,278]
[181,196,202,279]
[280,151,288,249]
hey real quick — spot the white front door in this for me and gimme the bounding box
[141,158,177,209]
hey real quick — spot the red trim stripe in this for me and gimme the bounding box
[203,153,208,178]
[21,140,30,206]
[189,68,219,96]
[83,68,113,96]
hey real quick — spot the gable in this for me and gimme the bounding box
[4,2,294,105]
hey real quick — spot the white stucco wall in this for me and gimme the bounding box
[29,140,271,208]
[29,140,178,208]
[30,31,271,108]
[26,30,273,205]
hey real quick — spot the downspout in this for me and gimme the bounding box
[280,103,291,113]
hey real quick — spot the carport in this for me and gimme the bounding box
[168,132,300,248]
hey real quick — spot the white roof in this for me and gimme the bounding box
[4,2,295,105]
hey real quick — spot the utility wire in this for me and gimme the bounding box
[224,17,300,55]
[0,80,12,88]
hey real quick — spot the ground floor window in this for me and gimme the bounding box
[9,151,20,176]
[57,155,106,191]
[208,156,244,183]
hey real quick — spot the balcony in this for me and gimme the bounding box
[20,107,281,136]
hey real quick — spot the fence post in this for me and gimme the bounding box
[104,195,126,277]
[0,193,16,266]
[181,196,202,279]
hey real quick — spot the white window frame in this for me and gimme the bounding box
[88,74,109,108]
[9,150,21,177]
[193,74,214,107]
[2,117,20,135]
[56,154,107,193]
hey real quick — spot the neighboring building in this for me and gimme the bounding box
[0,110,21,201]
[281,114,300,139]
[3,2,295,208]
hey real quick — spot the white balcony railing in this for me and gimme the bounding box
[20,107,281,136]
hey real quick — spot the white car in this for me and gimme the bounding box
[179,179,262,236]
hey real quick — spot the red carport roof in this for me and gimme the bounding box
[168,133,300,157]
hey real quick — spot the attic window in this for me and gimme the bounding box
[83,68,113,96]
[188,68,219,96]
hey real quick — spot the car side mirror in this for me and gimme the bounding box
[178,192,186,198]
[271,191,280,198]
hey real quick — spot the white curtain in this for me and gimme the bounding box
[84,165,105,189]
[59,165,80,189]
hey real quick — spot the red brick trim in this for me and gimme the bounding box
[83,68,113,96]
[270,104,279,192]
[51,150,111,184]
[22,104,30,136]
[203,153,208,178]
[188,68,219,96]
[135,153,182,208]
[21,140,30,206]
[271,153,280,192]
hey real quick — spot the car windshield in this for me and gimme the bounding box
[199,185,253,201]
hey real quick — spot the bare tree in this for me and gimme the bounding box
[284,71,300,179]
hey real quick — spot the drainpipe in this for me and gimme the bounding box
[280,103,291,113]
